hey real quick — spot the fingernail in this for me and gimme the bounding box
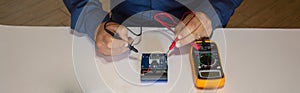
[124,43,128,47]
[176,42,181,47]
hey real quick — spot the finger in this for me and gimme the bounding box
[97,29,127,49]
[108,38,128,49]
[175,14,194,35]
[112,36,133,48]
[106,22,128,41]
[109,37,132,55]
[96,40,128,56]
[175,22,185,35]
[109,28,131,49]
[98,22,116,42]
[96,41,113,56]
[177,17,201,39]
[95,22,128,56]
[95,24,108,54]
[176,24,205,47]
[110,46,129,55]
[106,22,119,31]
[197,12,212,37]
[102,34,112,44]
[176,34,195,48]
[115,25,129,41]
[200,25,212,38]
[105,23,129,48]
[192,26,204,40]
[105,22,124,37]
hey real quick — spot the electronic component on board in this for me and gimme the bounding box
[140,53,168,82]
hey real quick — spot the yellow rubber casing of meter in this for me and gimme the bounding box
[189,40,225,89]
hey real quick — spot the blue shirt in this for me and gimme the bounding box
[63,0,243,41]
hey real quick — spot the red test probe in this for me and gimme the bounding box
[154,12,201,54]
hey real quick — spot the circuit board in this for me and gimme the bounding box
[140,53,168,82]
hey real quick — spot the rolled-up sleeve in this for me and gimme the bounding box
[63,0,109,41]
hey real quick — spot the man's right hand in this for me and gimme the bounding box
[95,22,132,56]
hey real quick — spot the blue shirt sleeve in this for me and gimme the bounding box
[63,0,109,41]
[209,0,243,27]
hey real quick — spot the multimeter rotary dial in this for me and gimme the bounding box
[200,54,216,66]
[199,53,217,68]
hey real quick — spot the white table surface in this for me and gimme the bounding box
[0,25,82,93]
[1,25,300,93]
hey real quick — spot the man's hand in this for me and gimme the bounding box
[95,22,132,56]
[175,12,212,47]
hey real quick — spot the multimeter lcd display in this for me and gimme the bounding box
[199,71,221,78]
[140,53,168,82]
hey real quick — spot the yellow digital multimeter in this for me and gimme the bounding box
[189,38,225,89]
